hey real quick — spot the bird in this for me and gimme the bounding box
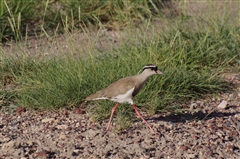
[85,64,164,133]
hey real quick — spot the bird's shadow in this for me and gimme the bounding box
[151,105,240,123]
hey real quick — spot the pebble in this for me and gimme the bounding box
[189,103,197,110]
[59,132,67,140]
[4,137,11,142]
[56,124,68,130]
[179,145,188,151]
[217,100,228,109]
[41,118,55,123]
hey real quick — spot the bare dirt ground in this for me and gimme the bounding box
[1,1,240,159]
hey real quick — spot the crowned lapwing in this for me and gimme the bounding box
[85,64,164,133]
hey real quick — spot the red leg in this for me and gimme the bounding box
[106,103,119,131]
[131,104,155,133]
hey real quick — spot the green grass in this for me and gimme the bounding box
[1,22,239,108]
[1,1,240,130]
[0,0,163,42]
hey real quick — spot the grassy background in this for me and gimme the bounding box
[0,1,240,129]
[0,0,165,42]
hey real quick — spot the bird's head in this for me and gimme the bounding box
[142,64,164,75]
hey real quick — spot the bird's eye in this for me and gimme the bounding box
[152,67,157,71]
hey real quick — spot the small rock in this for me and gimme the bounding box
[42,118,55,123]
[85,129,98,139]
[59,132,67,140]
[189,103,197,110]
[226,144,234,151]
[4,137,11,142]
[144,136,153,145]
[73,108,85,114]
[217,100,228,109]
[200,101,205,107]
[75,122,80,127]
[179,145,188,151]
[16,107,25,114]
[56,124,68,130]
[35,151,49,158]
[23,130,28,134]
[187,153,196,158]
[3,140,21,149]
[234,113,240,119]
[73,149,80,153]
[205,149,213,156]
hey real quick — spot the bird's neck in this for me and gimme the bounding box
[136,70,154,82]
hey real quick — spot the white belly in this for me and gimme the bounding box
[110,87,134,104]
